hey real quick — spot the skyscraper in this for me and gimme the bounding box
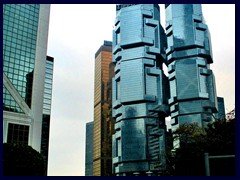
[112,4,169,176]
[214,97,226,120]
[165,4,219,138]
[93,40,115,176]
[85,121,94,176]
[41,55,54,175]
[3,3,51,166]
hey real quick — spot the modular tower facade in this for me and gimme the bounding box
[93,41,115,176]
[85,121,94,176]
[165,4,219,137]
[112,4,169,176]
[3,3,51,165]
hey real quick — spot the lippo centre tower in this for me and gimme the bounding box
[165,4,218,135]
[112,4,169,176]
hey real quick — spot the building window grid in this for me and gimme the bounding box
[43,59,53,114]
[3,4,40,110]
[3,85,24,113]
[7,123,29,145]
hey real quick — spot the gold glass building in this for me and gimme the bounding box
[93,41,115,176]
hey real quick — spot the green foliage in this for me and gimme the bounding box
[172,123,206,175]
[174,122,206,148]
[205,118,235,155]
[3,143,45,176]
[204,119,235,175]
[164,118,235,176]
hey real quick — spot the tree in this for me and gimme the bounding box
[205,118,235,155]
[3,143,45,176]
[204,118,235,175]
[164,117,235,176]
[171,123,206,175]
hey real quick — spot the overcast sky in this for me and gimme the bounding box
[46,4,235,176]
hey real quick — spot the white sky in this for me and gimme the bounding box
[46,4,235,176]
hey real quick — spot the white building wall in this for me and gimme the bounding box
[30,4,51,152]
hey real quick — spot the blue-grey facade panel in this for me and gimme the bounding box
[120,60,145,103]
[112,3,223,175]
[112,4,169,176]
[85,121,94,176]
[214,97,226,120]
[166,4,218,131]
[121,119,146,161]
[166,4,213,64]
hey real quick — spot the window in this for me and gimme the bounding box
[7,123,29,145]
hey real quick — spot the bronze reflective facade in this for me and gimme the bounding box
[93,41,115,176]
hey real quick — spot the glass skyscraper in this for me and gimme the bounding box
[41,56,54,175]
[93,41,115,176]
[3,4,51,170]
[85,121,94,176]
[214,97,226,120]
[165,4,219,135]
[112,4,169,176]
